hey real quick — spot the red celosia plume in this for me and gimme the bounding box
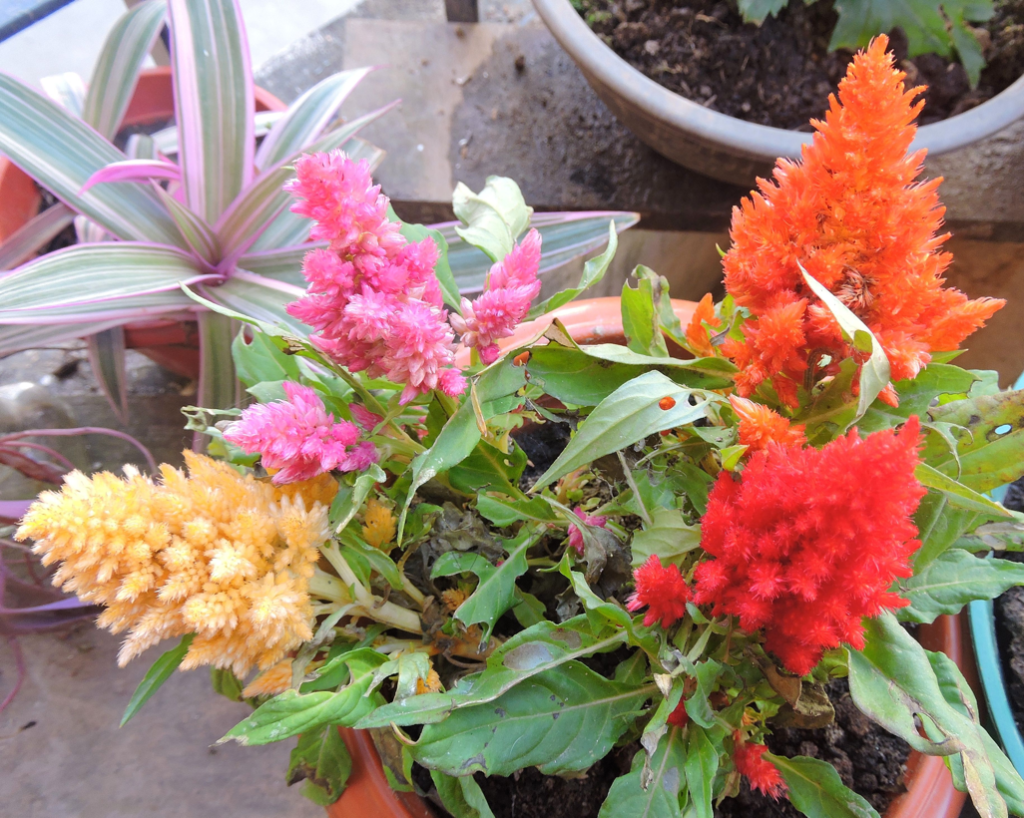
[733,732,786,799]
[721,36,1003,408]
[694,417,925,676]
[627,555,691,629]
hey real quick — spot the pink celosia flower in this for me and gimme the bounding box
[567,507,608,554]
[451,229,542,365]
[286,153,403,266]
[286,150,465,402]
[224,382,378,484]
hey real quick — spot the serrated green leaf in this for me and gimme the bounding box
[357,615,628,728]
[830,0,993,86]
[771,754,879,818]
[411,661,653,776]
[431,527,538,640]
[598,730,685,818]
[287,724,352,806]
[452,176,532,263]
[531,372,715,489]
[121,634,194,726]
[900,549,1024,623]
[621,275,669,357]
[223,649,387,745]
[929,390,1024,491]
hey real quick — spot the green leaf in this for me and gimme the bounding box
[83,0,168,138]
[913,490,987,569]
[900,549,1024,623]
[210,667,244,702]
[598,730,685,818]
[197,311,240,415]
[737,0,789,24]
[684,725,718,818]
[621,275,669,357]
[87,326,129,424]
[531,372,715,489]
[431,771,496,818]
[168,0,254,222]
[800,266,890,424]
[830,0,993,86]
[526,222,617,319]
[448,440,526,498]
[452,176,532,263]
[431,526,538,640]
[330,464,387,532]
[915,463,1013,518]
[0,75,185,246]
[231,328,303,387]
[928,389,1024,491]
[411,662,653,776]
[476,493,558,525]
[121,634,194,726]
[858,364,979,434]
[223,649,387,745]
[630,507,701,568]
[771,754,879,818]
[357,615,629,728]
[287,724,352,806]
[848,612,1008,818]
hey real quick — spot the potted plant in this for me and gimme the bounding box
[0,0,632,423]
[14,40,1024,818]
[531,0,1024,184]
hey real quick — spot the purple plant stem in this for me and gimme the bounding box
[1,440,76,472]
[0,428,157,474]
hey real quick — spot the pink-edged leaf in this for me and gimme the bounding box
[217,110,392,258]
[168,0,255,222]
[254,67,373,170]
[82,0,168,139]
[80,159,182,194]
[0,203,75,271]
[196,272,309,336]
[236,243,322,288]
[87,326,129,424]
[0,243,212,320]
[152,185,221,265]
[0,74,186,247]
[40,72,86,117]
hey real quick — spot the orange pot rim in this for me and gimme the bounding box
[331,297,972,818]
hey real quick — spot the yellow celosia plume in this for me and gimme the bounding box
[16,451,330,680]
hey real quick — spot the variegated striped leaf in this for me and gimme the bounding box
[0,244,210,321]
[236,244,319,287]
[40,72,86,116]
[200,271,309,335]
[0,76,185,247]
[0,319,127,354]
[150,110,281,157]
[0,204,75,271]
[247,136,386,252]
[168,0,254,222]
[254,67,373,170]
[87,326,129,423]
[195,311,241,448]
[82,0,168,138]
[154,186,221,264]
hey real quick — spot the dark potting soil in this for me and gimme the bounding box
[993,477,1024,734]
[714,679,911,818]
[574,0,1024,130]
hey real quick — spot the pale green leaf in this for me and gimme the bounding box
[630,507,701,568]
[598,729,685,818]
[452,176,532,263]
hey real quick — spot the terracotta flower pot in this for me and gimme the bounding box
[0,67,286,380]
[328,296,975,818]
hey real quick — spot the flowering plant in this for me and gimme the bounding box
[16,36,1024,818]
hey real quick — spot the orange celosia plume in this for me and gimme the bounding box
[730,396,806,453]
[722,35,1003,407]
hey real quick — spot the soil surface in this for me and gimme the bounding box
[573,0,1024,130]
[995,478,1024,733]
[715,679,911,818]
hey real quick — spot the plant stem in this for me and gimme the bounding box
[321,544,422,634]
